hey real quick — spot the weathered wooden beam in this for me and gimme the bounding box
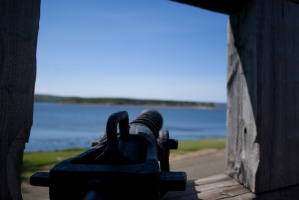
[0,0,40,199]
[226,0,299,193]
[170,0,250,15]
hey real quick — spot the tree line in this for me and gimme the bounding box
[34,94,214,108]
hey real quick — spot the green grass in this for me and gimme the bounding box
[23,148,86,179]
[171,138,226,154]
[23,139,226,180]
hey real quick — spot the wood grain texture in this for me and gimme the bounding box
[162,174,253,200]
[226,0,299,193]
[225,0,260,193]
[162,174,299,199]
[0,0,40,199]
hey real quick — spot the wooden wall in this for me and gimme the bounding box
[0,0,40,199]
[226,0,299,193]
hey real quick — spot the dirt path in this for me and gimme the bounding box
[169,149,225,179]
[21,149,225,200]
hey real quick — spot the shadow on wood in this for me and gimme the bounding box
[226,0,299,193]
[163,174,299,199]
[162,174,252,199]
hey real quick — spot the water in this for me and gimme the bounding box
[25,102,226,152]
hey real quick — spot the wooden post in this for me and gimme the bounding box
[226,0,299,193]
[0,0,40,199]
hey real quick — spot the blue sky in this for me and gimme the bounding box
[35,0,229,103]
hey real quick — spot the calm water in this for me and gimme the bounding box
[24,103,227,152]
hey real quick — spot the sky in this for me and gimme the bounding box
[35,0,229,103]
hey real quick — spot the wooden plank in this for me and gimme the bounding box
[0,0,40,199]
[194,174,232,185]
[162,174,299,200]
[162,174,252,200]
[226,0,299,193]
[170,0,250,15]
[225,0,259,193]
[198,185,251,200]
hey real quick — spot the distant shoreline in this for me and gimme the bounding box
[34,94,216,109]
[34,102,215,110]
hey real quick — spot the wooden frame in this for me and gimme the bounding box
[0,0,40,199]
[172,0,299,195]
[2,0,299,199]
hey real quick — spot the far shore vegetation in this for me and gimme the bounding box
[34,94,215,108]
[23,138,226,181]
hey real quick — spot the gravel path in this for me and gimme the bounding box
[21,149,225,200]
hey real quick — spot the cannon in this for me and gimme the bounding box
[30,109,187,200]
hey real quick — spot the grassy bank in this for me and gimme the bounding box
[23,138,226,180]
[23,148,85,179]
[171,138,226,154]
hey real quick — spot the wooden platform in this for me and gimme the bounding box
[162,174,299,200]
